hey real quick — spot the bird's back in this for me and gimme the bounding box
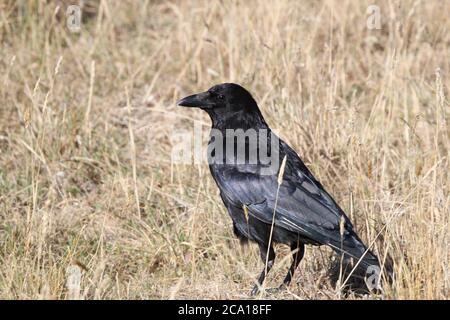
[209,130,380,270]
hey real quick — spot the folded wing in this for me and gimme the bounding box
[212,154,378,268]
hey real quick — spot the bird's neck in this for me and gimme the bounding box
[208,109,268,131]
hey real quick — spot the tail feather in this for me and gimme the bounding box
[297,223,383,273]
[300,224,393,291]
[328,233,380,271]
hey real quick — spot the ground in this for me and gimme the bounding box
[0,0,448,299]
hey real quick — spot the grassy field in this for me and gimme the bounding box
[0,0,448,299]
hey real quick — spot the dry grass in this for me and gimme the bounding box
[0,0,449,299]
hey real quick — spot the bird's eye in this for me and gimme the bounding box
[218,94,225,100]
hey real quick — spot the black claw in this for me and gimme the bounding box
[250,284,288,296]
[265,286,284,294]
[250,285,260,296]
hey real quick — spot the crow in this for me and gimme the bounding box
[178,83,382,295]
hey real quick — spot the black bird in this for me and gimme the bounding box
[178,83,381,295]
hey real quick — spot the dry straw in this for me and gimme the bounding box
[0,0,448,299]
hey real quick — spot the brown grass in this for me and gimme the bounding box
[0,0,448,299]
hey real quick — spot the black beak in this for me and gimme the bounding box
[177,91,211,108]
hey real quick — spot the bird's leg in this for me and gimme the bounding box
[281,242,305,288]
[251,243,275,296]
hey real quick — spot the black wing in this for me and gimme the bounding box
[211,142,379,268]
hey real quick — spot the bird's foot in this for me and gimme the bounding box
[250,284,288,296]
[250,285,260,297]
[265,284,288,294]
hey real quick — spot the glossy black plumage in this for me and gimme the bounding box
[178,83,380,295]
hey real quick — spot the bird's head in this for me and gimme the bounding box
[177,83,265,127]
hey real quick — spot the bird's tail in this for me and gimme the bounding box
[331,232,397,291]
[300,223,393,285]
[329,232,380,273]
